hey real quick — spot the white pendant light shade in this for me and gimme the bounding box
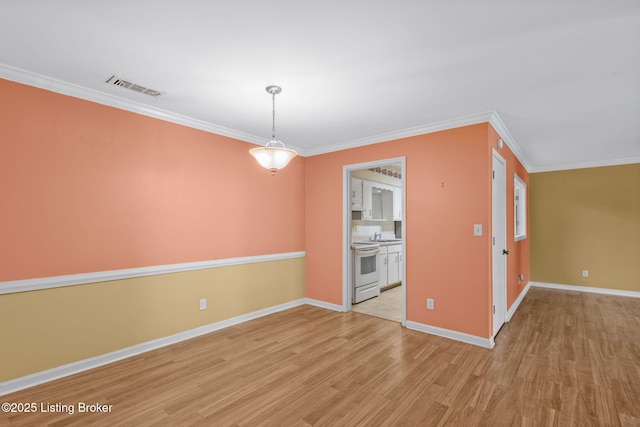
[249,140,297,174]
[249,85,297,175]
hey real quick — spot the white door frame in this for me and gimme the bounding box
[343,157,406,327]
[492,149,507,338]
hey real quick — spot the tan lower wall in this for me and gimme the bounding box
[530,164,640,292]
[0,257,305,382]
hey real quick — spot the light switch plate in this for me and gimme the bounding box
[473,224,483,236]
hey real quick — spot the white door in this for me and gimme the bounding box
[492,150,507,338]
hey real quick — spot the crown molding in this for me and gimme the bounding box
[487,112,640,173]
[302,111,496,157]
[0,63,542,169]
[488,111,533,172]
[304,110,535,173]
[0,62,269,147]
[530,155,640,173]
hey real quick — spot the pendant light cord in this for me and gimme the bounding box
[272,91,277,140]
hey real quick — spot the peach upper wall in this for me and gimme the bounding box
[0,79,305,281]
[305,123,530,338]
[305,124,495,338]
[1,77,531,340]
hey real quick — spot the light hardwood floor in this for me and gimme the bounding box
[1,287,639,426]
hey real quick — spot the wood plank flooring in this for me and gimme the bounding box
[1,287,639,426]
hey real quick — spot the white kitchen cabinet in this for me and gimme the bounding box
[362,180,373,219]
[351,177,363,211]
[393,186,402,221]
[368,181,394,220]
[378,247,388,288]
[360,180,399,221]
[387,253,400,285]
[387,244,402,286]
[378,244,402,290]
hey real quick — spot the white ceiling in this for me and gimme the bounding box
[1,1,639,172]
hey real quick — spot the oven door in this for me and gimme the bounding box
[354,247,380,287]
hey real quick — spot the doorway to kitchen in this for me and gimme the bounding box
[343,157,406,326]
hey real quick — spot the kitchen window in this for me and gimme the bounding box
[514,174,527,241]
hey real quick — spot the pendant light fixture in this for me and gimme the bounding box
[249,85,297,175]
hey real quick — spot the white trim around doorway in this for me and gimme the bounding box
[343,157,407,327]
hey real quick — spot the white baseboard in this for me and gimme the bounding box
[0,298,306,397]
[531,282,640,298]
[304,298,345,312]
[405,321,494,349]
[507,281,531,321]
[2,293,518,396]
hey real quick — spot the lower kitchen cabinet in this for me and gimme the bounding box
[378,248,388,288]
[378,244,402,290]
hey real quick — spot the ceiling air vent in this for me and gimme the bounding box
[105,75,164,97]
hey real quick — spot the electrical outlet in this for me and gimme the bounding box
[473,224,483,236]
[199,298,207,310]
[582,270,589,278]
[427,298,434,310]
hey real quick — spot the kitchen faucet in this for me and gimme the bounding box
[373,232,381,241]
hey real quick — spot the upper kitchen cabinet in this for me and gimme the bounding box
[393,186,402,221]
[351,177,364,211]
[362,180,373,219]
[359,180,400,221]
[372,186,393,220]
[366,181,393,220]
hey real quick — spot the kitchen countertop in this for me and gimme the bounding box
[353,239,403,246]
[377,240,403,246]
